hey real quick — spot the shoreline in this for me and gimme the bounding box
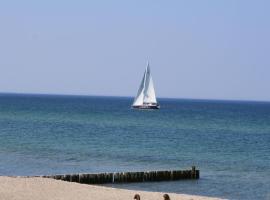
[0,176,224,200]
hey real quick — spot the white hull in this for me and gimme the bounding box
[132,103,160,109]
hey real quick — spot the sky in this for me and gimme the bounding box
[0,0,269,101]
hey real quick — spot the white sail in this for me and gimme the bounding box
[132,70,146,106]
[133,62,157,106]
[143,65,157,104]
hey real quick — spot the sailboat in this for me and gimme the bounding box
[132,62,160,109]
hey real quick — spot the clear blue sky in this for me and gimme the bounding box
[0,0,269,101]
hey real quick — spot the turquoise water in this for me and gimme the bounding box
[0,94,269,199]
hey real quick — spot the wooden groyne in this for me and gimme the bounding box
[41,166,199,184]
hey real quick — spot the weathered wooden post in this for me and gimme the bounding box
[70,174,79,182]
[191,166,196,179]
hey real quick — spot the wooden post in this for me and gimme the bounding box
[191,166,196,179]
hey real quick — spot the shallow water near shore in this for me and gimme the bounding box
[0,94,269,199]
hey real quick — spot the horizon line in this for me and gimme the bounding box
[0,91,269,104]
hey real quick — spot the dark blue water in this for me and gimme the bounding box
[0,94,269,200]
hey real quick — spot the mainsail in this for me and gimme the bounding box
[133,63,158,106]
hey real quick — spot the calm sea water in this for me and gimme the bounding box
[0,94,269,199]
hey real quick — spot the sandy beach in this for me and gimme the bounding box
[0,176,223,200]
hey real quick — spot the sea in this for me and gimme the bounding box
[0,93,269,200]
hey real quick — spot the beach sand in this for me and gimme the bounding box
[0,176,223,200]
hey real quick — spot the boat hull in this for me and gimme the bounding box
[132,104,160,109]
